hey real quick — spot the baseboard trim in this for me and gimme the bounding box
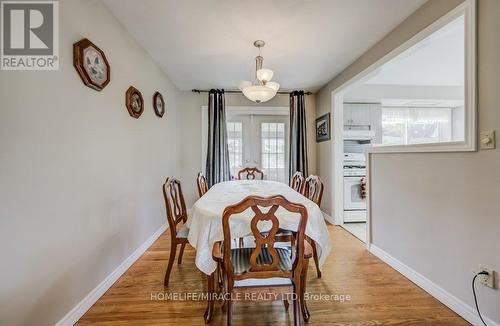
[321,211,335,225]
[369,244,499,326]
[55,223,167,326]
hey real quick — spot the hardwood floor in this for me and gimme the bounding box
[78,225,468,325]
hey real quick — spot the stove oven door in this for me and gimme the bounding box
[343,176,366,210]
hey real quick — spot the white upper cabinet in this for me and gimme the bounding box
[344,103,371,126]
[350,104,371,125]
[343,103,353,126]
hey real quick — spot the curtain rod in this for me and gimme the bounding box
[191,89,313,95]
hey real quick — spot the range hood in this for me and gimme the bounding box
[344,130,376,140]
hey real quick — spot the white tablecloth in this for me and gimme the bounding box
[187,180,332,275]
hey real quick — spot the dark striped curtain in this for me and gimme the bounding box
[205,89,231,187]
[289,90,308,181]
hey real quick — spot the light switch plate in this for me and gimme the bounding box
[480,131,496,150]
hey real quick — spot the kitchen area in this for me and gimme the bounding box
[341,102,380,241]
[340,97,465,242]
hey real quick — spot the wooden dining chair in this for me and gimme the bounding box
[211,195,312,325]
[290,171,305,193]
[302,175,324,278]
[303,175,324,208]
[237,167,264,180]
[196,172,209,198]
[235,166,265,247]
[162,177,191,287]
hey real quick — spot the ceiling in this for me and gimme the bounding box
[364,15,464,86]
[345,14,465,104]
[103,0,427,92]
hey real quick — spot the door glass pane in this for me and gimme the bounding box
[261,122,286,183]
[227,122,243,177]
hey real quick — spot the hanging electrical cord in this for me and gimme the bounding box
[472,271,490,326]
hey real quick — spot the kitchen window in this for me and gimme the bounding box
[381,107,455,146]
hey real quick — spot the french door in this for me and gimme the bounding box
[227,114,289,183]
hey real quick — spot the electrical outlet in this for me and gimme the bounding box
[478,266,495,289]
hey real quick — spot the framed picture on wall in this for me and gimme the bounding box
[125,86,144,119]
[153,91,165,117]
[73,38,110,91]
[316,113,331,142]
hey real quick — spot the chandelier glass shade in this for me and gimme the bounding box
[241,85,277,103]
[239,40,280,103]
[256,68,273,82]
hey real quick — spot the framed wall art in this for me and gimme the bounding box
[316,113,331,142]
[73,38,110,91]
[125,86,144,119]
[153,91,165,118]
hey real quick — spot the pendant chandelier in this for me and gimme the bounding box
[239,40,280,103]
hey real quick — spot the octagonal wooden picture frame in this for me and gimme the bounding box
[73,38,110,91]
[153,91,165,118]
[126,86,144,119]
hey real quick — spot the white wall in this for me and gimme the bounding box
[0,0,182,325]
[179,92,317,206]
[370,152,500,323]
[316,0,500,323]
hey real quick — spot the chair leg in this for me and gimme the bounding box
[204,273,215,324]
[239,237,244,248]
[164,241,177,287]
[283,299,290,311]
[310,241,321,278]
[177,242,186,264]
[226,295,232,326]
[293,278,302,326]
[219,265,226,312]
[301,260,310,322]
[217,263,223,292]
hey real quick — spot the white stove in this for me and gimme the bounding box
[344,166,366,176]
[343,153,365,167]
[343,152,367,222]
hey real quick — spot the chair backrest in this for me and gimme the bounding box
[290,171,305,192]
[221,195,308,281]
[237,167,264,180]
[303,175,324,206]
[197,172,209,197]
[162,177,188,237]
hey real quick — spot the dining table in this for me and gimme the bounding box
[187,179,332,276]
